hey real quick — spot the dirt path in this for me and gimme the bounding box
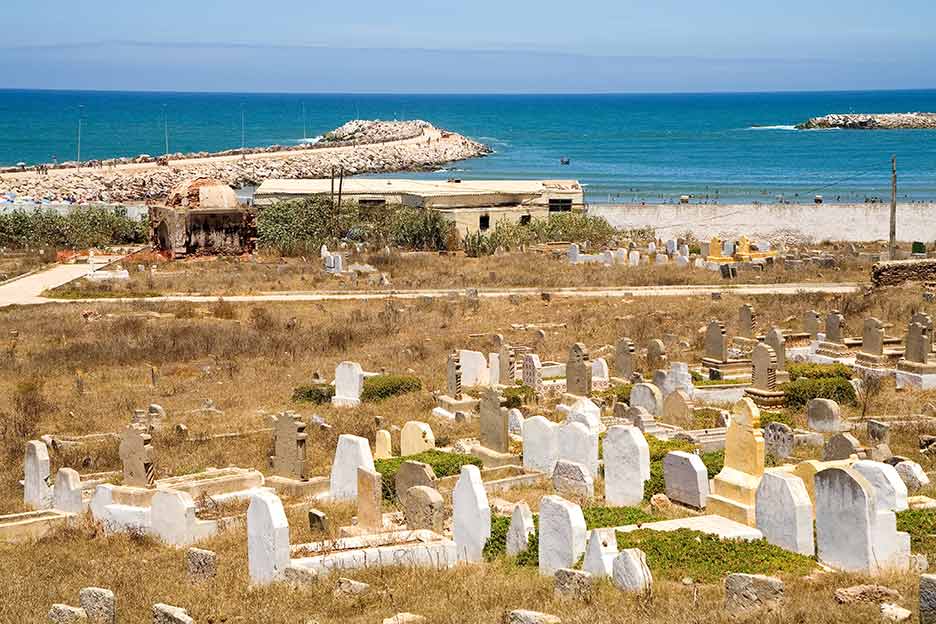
[0,277,863,308]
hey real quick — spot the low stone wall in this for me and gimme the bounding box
[590,203,936,244]
[871,259,936,288]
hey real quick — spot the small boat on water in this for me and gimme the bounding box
[559,157,570,166]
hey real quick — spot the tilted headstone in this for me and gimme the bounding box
[825,311,845,344]
[646,339,667,370]
[269,411,308,480]
[804,310,820,340]
[906,321,932,364]
[395,461,437,502]
[247,491,290,584]
[506,501,535,555]
[661,388,692,427]
[807,398,842,433]
[119,425,155,487]
[565,343,592,397]
[24,440,52,509]
[615,338,636,378]
[329,434,375,501]
[704,320,729,362]
[479,387,509,453]
[867,419,890,445]
[453,465,491,563]
[357,467,383,531]
[603,425,650,506]
[402,485,444,532]
[822,432,861,461]
[523,416,559,475]
[496,336,516,386]
[538,495,587,576]
[400,421,435,456]
[612,549,653,593]
[852,460,908,512]
[755,471,814,555]
[739,304,756,339]
[663,451,709,509]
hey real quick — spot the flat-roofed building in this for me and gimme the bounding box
[253,178,584,236]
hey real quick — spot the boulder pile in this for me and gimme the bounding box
[797,113,936,130]
[0,120,490,204]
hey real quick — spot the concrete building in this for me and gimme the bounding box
[253,178,584,236]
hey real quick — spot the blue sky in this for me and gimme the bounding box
[2,0,935,92]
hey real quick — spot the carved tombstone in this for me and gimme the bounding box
[911,312,934,352]
[765,327,786,370]
[269,411,308,480]
[119,425,155,487]
[496,335,516,386]
[566,343,592,397]
[751,343,777,391]
[906,322,931,364]
[522,353,544,397]
[447,351,463,399]
[646,339,667,370]
[704,320,729,362]
[615,338,635,379]
[739,304,756,339]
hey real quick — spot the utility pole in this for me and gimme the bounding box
[889,155,897,259]
[76,105,84,169]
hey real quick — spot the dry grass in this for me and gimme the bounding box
[2,281,936,622]
[48,247,872,298]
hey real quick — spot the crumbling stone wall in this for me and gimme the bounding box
[871,259,936,288]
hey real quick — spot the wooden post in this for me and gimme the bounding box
[889,155,897,259]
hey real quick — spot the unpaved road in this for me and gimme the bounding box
[0,271,863,308]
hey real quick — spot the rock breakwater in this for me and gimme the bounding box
[0,120,490,203]
[797,113,936,130]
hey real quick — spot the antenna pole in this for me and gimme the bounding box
[889,155,897,259]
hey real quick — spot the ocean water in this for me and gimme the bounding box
[1,89,935,203]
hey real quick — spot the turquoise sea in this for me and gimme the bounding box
[1,89,935,203]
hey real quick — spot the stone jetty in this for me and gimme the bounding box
[797,112,936,130]
[0,120,490,204]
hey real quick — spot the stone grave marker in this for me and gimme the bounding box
[247,491,290,584]
[395,461,437,502]
[400,421,435,456]
[522,353,544,397]
[329,434,375,501]
[479,387,509,453]
[558,421,599,478]
[704,320,729,362]
[615,338,635,379]
[538,495,587,576]
[630,383,663,416]
[755,471,813,555]
[24,440,53,509]
[763,422,794,459]
[119,426,155,487]
[402,485,444,532]
[332,361,364,407]
[739,304,756,339]
[862,317,885,356]
[804,310,820,340]
[807,398,842,433]
[506,501,535,555]
[661,389,692,428]
[647,339,667,370]
[357,467,383,531]
[552,460,594,499]
[523,416,559,475]
[603,425,650,506]
[453,465,490,563]
[566,343,592,397]
[826,311,845,344]
[269,411,308,480]
[663,451,708,508]
[765,327,786,370]
[447,351,463,399]
[822,432,861,461]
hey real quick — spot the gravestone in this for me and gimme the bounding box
[804,310,820,340]
[706,398,765,527]
[459,350,489,387]
[522,353,544,397]
[523,416,559,475]
[495,335,516,386]
[375,429,392,460]
[755,472,814,555]
[867,420,890,445]
[24,440,52,509]
[479,387,509,453]
[647,339,667,370]
[552,460,594,499]
[247,491,290,584]
[119,426,155,487]
[583,527,618,577]
[508,408,525,436]
[558,421,599,478]
[663,451,708,508]
[52,468,82,514]
[750,343,777,391]
[447,352,463,399]
[739,304,756,339]
[357,467,383,531]
[612,549,653,593]
[765,327,786,370]
[763,422,794,459]
[862,318,885,356]
[566,343,592,397]
[329,434,376,501]
[704,320,729,362]
[395,461,437,502]
[807,399,842,433]
[401,421,435,456]
[453,465,491,563]
[628,250,640,266]
[905,322,932,364]
[332,361,364,407]
[630,383,663,416]
[822,432,861,461]
[826,311,845,344]
[853,460,908,512]
[538,495,587,576]
[661,389,692,427]
[507,502,535,555]
[402,485,444,532]
[603,425,650,506]
[269,412,307,480]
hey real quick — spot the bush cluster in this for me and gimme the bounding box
[360,374,422,402]
[462,213,618,257]
[291,383,335,404]
[502,384,534,409]
[782,376,857,408]
[0,207,147,250]
[374,449,481,499]
[787,362,853,381]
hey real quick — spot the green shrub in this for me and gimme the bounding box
[374,449,481,499]
[291,383,335,404]
[360,374,422,402]
[700,450,724,479]
[787,362,853,381]
[0,207,147,250]
[514,529,539,567]
[615,529,816,582]
[782,376,856,408]
[461,213,619,257]
[503,384,534,409]
[599,384,633,403]
[583,506,656,529]
[759,410,796,429]
[483,515,512,561]
[896,509,936,560]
